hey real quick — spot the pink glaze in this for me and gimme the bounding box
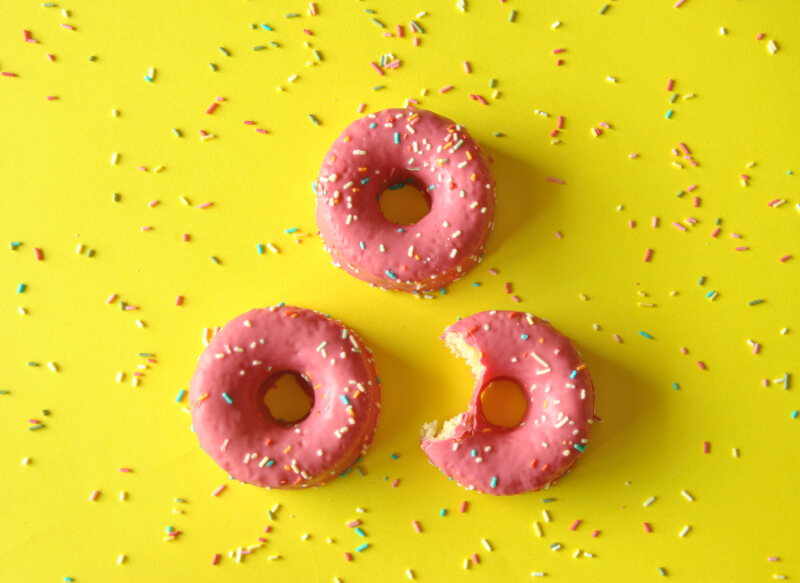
[189,305,381,489]
[421,311,595,495]
[315,108,496,293]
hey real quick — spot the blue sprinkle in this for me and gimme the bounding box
[27,362,39,367]
[570,370,578,379]
[706,290,715,298]
[355,543,369,552]
[359,241,365,250]
[341,395,350,405]
[222,393,233,404]
[490,476,498,488]
[792,410,798,419]
[639,331,653,339]
[397,228,404,233]
[29,424,43,431]
[441,287,446,295]
[17,283,25,293]
[385,270,398,280]
[574,444,586,452]
[599,4,609,14]
[257,243,264,254]
[166,526,173,533]
[219,47,229,56]
[355,527,366,537]
[175,390,186,403]
[677,190,685,198]
[391,453,399,460]
[144,75,152,82]
[308,114,320,125]
[749,299,764,306]
[472,282,480,287]
[428,184,435,190]
[394,132,400,144]
[672,382,680,391]
[276,302,285,308]
[666,110,673,119]
[471,449,477,457]
[266,460,275,467]
[369,122,377,129]
[521,334,528,340]
[311,180,317,194]
[270,42,280,48]
[340,467,352,477]
[361,178,370,184]
[285,227,298,234]
[371,18,384,28]
[261,24,272,31]
[440,508,446,517]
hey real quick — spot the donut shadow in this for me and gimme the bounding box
[572,345,669,482]
[483,146,554,252]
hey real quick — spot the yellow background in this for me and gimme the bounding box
[2,1,799,581]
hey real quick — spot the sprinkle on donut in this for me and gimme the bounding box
[189,305,381,489]
[421,310,595,495]
[315,108,496,293]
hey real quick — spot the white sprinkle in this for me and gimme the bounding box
[543,510,550,522]
[733,448,739,457]
[573,549,581,558]
[407,569,415,579]
[450,248,458,258]
[266,242,279,254]
[135,319,144,328]
[531,572,546,577]
[408,245,415,257]
[117,555,125,565]
[111,152,118,165]
[288,74,298,82]
[643,496,655,507]
[21,458,29,466]
[679,525,690,537]
[551,21,561,29]
[681,489,694,502]
[120,491,126,501]
[720,27,726,35]
[482,538,492,552]
[47,362,58,372]
[353,150,367,155]
[116,372,123,382]
[606,76,616,83]
[452,230,462,238]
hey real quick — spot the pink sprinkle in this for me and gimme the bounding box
[552,48,565,54]
[652,216,659,228]
[413,36,420,47]
[370,61,383,76]
[148,200,159,207]
[505,282,512,294]
[119,468,132,472]
[197,201,212,209]
[138,166,147,171]
[693,197,700,207]
[550,129,559,137]
[89,490,99,502]
[488,268,499,276]
[125,305,137,311]
[212,553,220,565]
[687,184,697,192]
[674,0,687,7]
[61,24,75,31]
[264,525,271,533]
[397,25,403,37]
[212,484,226,497]
[206,103,218,114]
[106,293,117,304]
[472,554,480,564]
[216,97,225,102]
[255,128,268,134]
[474,94,488,105]
[735,246,748,251]
[679,142,691,155]
[511,295,520,303]
[463,61,471,73]
[644,249,653,262]
[555,231,563,239]
[763,378,769,387]
[629,220,635,228]
[168,530,180,537]
[407,98,419,105]
[345,552,352,562]
[741,174,750,180]
[439,85,453,94]
[599,122,610,129]
[672,148,679,156]
[689,160,699,167]
[757,33,764,40]
[383,32,392,37]
[753,343,760,354]
[546,177,564,185]
[347,520,361,528]
[357,103,366,113]
[557,116,564,129]
[2,72,18,77]
[46,95,57,100]
[412,520,422,533]
[672,222,687,232]
[47,53,55,61]
[392,479,400,487]
[29,419,40,424]
[570,520,581,531]
[303,29,312,35]
[309,2,317,16]
[703,441,709,454]
[592,530,599,538]
[681,347,688,354]
[768,557,778,562]
[731,233,741,238]
[182,233,189,242]
[557,58,563,66]
[667,79,674,91]
[629,153,639,159]
[768,198,781,207]
[141,226,151,231]
[780,255,791,262]
[460,500,468,513]
[711,227,720,237]
[614,334,622,343]
[643,522,652,533]
[133,372,142,377]
[697,361,706,370]
[23,29,31,41]
[243,120,255,125]
[175,295,183,306]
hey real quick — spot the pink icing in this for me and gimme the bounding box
[421,311,595,495]
[315,108,495,292]
[189,305,381,489]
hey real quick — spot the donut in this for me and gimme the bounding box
[189,305,381,489]
[315,108,496,293]
[420,310,595,495]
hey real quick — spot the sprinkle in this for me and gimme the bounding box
[679,525,691,537]
[412,520,422,533]
[482,539,493,552]
[639,331,653,340]
[749,299,764,306]
[599,4,609,14]
[440,508,446,517]
[681,490,694,502]
[89,490,99,502]
[212,485,226,497]
[355,543,369,552]
[666,110,673,119]
[222,393,233,404]
[490,476,498,488]
[570,520,581,531]
[308,114,320,125]
[460,501,468,513]
[117,555,125,565]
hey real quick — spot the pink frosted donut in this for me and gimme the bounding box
[315,108,496,293]
[420,311,595,495]
[189,305,381,489]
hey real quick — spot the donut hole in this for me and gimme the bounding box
[259,372,315,425]
[378,180,431,225]
[479,378,527,429]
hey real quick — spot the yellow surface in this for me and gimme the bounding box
[2,1,799,581]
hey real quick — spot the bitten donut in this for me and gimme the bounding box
[420,311,595,495]
[315,108,496,293]
[189,305,381,489]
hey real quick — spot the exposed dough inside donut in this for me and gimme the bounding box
[420,331,481,442]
